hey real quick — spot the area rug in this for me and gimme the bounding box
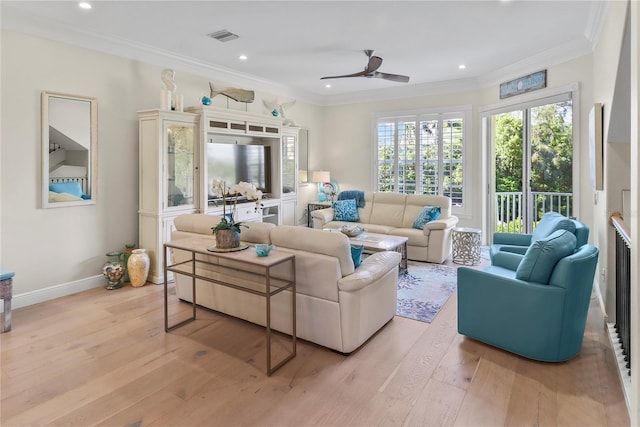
[396,263,458,323]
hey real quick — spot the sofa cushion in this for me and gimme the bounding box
[369,192,406,227]
[351,244,364,268]
[333,199,360,222]
[270,226,355,276]
[388,227,429,247]
[402,194,451,228]
[412,206,441,229]
[531,212,576,243]
[515,230,577,284]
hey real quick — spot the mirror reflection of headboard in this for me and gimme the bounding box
[41,91,97,208]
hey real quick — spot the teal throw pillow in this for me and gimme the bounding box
[334,199,360,222]
[515,229,577,284]
[351,244,364,268]
[413,205,441,229]
[49,181,83,198]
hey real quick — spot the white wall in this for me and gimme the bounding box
[592,0,630,317]
[0,30,323,300]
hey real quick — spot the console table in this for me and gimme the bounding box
[163,236,296,375]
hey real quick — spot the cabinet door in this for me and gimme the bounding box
[281,134,296,197]
[281,199,297,226]
[165,121,196,211]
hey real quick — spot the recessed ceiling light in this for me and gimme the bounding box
[458,64,466,70]
[238,54,248,61]
[78,2,92,9]
[325,84,332,88]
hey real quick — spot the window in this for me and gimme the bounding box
[375,108,469,210]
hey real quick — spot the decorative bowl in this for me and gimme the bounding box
[254,244,275,257]
[339,225,365,237]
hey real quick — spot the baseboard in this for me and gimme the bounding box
[606,322,632,416]
[1,275,105,312]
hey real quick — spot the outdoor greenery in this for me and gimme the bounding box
[494,101,573,225]
[377,117,463,205]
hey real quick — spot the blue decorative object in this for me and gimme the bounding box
[271,109,279,117]
[333,199,359,222]
[350,245,364,268]
[201,96,211,105]
[413,206,441,229]
[254,244,275,257]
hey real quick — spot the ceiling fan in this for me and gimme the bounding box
[320,49,410,83]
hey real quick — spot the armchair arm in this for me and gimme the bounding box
[310,208,334,228]
[493,232,532,246]
[424,215,459,233]
[492,251,524,271]
[457,267,567,361]
[338,251,402,292]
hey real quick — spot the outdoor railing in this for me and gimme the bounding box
[495,191,574,232]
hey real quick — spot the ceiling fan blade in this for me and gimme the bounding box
[373,71,410,83]
[320,69,370,80]
[364,56,383,74]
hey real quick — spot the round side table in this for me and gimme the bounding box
[452,227,482,265]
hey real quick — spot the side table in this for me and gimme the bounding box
[1,270,15,332]
[452,227,482,265]
[307,202,332,227]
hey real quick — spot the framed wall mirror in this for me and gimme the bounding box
[42,91,97,208]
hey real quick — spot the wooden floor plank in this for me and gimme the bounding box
[0,272,630,427]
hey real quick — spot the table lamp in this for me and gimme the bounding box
[312,171,335,203]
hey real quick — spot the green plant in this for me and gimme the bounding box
[209,180,263,235]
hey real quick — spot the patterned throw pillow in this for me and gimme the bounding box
[333,199,360,222]
[413,205,441,229]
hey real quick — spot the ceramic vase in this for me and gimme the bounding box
[122,243,137,283]
[103,251,125,290]
[216,229,241,249]
[128,249,150,287]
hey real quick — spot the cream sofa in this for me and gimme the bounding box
[311,192,459,263]
[170,214,402,353]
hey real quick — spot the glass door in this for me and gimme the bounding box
[165,121,195,210]
[491,97,573,235]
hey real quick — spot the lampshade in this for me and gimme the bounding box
[312,171,330,183]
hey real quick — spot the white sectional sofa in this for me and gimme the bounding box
[311,192,459,264]
[170,214,402,354]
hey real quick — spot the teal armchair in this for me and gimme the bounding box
[490,212,589,262]
[458,236,599,362]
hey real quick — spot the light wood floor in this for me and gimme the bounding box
[0,262,630,426]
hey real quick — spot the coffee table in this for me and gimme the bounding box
[348,232,408,274]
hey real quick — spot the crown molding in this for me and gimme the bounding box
[0,3,602,108]
[0,6,326,105]
[584,0,610,47]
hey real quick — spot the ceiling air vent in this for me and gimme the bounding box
[207,29,239,42]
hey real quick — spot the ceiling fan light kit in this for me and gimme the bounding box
[320,50,410,83]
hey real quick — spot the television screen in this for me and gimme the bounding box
[207,142,271,198]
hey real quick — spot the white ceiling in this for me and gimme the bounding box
[0,0,607,105]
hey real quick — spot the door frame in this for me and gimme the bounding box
[480,83,581,243]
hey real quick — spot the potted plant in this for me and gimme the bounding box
[210,179,263,249]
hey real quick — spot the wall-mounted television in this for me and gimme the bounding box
[207,139,272,200]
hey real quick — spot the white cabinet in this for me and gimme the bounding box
[138,110,199,284]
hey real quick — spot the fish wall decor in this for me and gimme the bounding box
[209,82,255,103]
